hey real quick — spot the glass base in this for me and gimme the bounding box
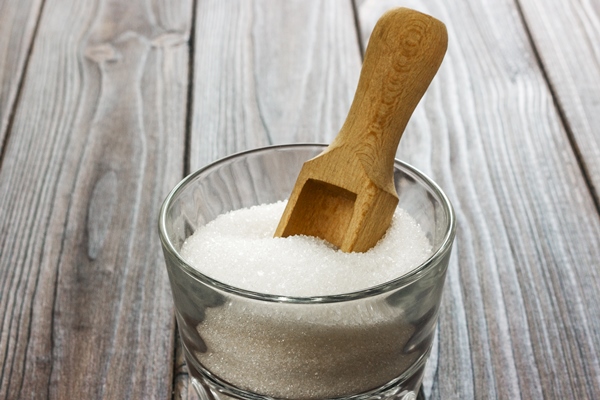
[185,345,429,400]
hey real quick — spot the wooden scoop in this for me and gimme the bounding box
[274,8,448,252]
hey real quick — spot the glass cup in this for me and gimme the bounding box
[159,144,455,400]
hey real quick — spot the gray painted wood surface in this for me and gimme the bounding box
[1,0,599,398]
[189,0,361,170]
[0,0,190,398]
[518,0,600,203]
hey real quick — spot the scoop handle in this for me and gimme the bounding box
[333,8,447,187]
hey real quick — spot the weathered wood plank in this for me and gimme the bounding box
[0,0,43,149]
[356,0,600,399]
[179,0,362,397]
[0,0,191,398]
[516,0,600,204]
[189,0,361,170]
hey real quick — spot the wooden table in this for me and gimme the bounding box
[1,0,599,398]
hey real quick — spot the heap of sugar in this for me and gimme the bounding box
[180,201,432,296]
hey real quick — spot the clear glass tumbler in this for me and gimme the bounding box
[159,144,455,400]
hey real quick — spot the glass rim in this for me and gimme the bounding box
[158,143,456,304]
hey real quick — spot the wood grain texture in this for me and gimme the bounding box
[0,0,43,148]
[516,0,600,203]
[0,0,190,398]
[356,0,600,399]
[189,0,362,171]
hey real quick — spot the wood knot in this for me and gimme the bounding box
[85,44,121,63]
[151,32,188,48]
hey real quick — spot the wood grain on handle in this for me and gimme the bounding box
[333,8,447,190]
[275,8,447,252]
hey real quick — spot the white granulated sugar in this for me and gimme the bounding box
[180,201,432,296]
[179,201,436,398]
[197,305,419,398]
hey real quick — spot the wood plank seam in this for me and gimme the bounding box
[174,0,196,395]
[183,0,198,178]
